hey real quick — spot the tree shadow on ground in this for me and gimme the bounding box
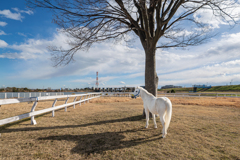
[38,128,162,156]
[0,115,144,133]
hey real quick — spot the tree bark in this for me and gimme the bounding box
[145,47,158,96]
[142,45,159,118]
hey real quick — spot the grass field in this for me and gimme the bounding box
[0,97,240,159]
[158,84,240,93]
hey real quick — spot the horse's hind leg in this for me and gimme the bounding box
[159,114,166,138]
[153,114,157,128]
[145,108,149,128]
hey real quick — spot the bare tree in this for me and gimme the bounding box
[27,0,239,96]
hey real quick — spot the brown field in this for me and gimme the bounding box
[0,97,240,159]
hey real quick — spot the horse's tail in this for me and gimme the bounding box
[164,98,172,132]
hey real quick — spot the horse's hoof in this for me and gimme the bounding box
[154,126,157,129]
[145,126,148,129]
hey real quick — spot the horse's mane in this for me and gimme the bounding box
[138,86,155,97]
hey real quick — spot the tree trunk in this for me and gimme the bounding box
[142,46,159,118]
[145,48,158,96]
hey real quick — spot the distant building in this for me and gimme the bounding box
[193,85,211,88]
[161,85,182,89]
[193,84,211,92]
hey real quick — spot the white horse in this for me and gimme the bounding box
[134,86,172,138]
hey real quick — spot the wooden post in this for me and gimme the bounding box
[65,97,69,112]
[52,98,57,117]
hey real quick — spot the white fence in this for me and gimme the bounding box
[0,92,64,99]
[158,92,240,98]
[0,93,101,126]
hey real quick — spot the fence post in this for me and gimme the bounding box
[65,97,69,112]
[18,93,20,98]
[39,93,41,97]
[52,99,57,117]
[73,96,77,108]
[79,96,82,106]
[31,100,38,125]
[84,96,86,104]
[88,95,90,103]
[29,93,31,97]
[5,93,7,99]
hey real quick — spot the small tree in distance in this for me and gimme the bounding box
[27,0,239,116]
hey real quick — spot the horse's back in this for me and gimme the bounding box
[155,97,171,113]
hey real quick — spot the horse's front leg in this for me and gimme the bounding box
[145,108,149,128]
[153,114,157,128]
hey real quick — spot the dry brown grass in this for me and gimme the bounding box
[169,97,240,108]
[0,97,240,160]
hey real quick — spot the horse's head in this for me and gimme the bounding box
[133,87,141,98]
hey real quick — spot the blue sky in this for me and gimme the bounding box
[1,1,240,89]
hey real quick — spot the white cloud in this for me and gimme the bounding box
[17,32,27,37]
[0,8,33,21]
[12,8,33,15]
[156,31,240,86]
[0,39,8,48]
[0,29,145,83]
[0,21,7,27]
[119,81,125,84]
[193,1,240,29]
[0,30,6,35]
[0,9,23,21]
[2,28,240,87]
[158,59,240,86]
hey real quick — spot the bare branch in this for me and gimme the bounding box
[26,0,240,66]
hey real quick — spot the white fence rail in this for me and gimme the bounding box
[0,93,101,126]
[0,92,64,99]
[157,92,240,98]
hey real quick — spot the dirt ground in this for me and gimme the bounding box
[0,97,239,159]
